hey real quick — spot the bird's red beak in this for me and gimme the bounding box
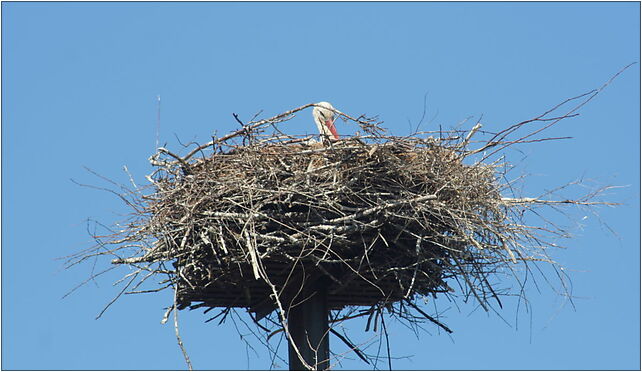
[325,119,339,140]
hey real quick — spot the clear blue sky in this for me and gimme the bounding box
[2,2,640,370]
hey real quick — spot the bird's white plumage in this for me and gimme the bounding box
[312,101,339,141]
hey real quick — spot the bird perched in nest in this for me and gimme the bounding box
[312,101,340,143]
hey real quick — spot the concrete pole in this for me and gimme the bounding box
[287,287,330,370]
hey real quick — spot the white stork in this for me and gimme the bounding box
[312,102,339,142]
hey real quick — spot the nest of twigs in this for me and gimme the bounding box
[105,102,566,321]
[68,93,617,367]
[135,137,503,316]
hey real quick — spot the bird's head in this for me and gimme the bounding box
[312,101,339,141]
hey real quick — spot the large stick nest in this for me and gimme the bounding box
[106,102,573,320]
[143,137,505,316]
[67,87,620,366]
